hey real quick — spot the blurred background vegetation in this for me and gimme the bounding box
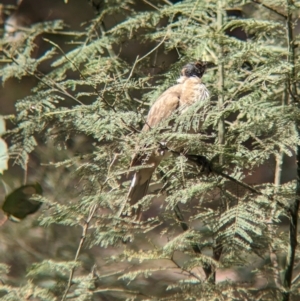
[1,0,300,300]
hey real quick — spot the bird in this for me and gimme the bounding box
[121,61,210,219]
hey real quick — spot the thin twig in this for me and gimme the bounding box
[158,142,287,209]
[170,254,203,282]
[159,168,214,280]
[250,0,287,19]
[269,154,284,288]
[213,1,225,282]
[217,0,225,155]
[122,55,139,90]
[2,49,85,106]
[42,38,113,109]
[44,108,84,116]
[43,38,85,78]
[136,32,169,64]
[292,272,300,285]
[61,204,97,301]
[216,169,262,196]
[143,0,160,10]
[173,205,214,280]
[45,32,141,134]
[269,88,288,289]
[162,0,173,5]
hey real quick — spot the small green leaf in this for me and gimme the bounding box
[2,183,43,221]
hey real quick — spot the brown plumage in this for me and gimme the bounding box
[122,61,210,218]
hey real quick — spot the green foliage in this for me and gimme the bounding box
[1,0,300,300]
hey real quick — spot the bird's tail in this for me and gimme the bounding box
[118,151,167,219]
[126,174,151,219]
[118,164,155,219]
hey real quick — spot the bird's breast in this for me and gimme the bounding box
[179,77,209,109]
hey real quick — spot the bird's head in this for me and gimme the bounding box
[181,61,214,78]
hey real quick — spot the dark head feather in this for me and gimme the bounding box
[181,61,208,78]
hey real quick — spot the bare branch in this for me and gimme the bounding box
[61,204,97,301]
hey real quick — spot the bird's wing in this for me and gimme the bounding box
[124,84,182,217]
[130,83,182,168]
[143,84,182,131]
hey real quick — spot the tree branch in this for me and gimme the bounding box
[173,204,214,281]
[282,1,299,300]
[61,204,97,301]
[213,1,225,281]
[250,0,287,19]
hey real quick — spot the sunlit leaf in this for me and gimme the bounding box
[0,116,8,174]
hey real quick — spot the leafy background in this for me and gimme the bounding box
[0,0,300,300]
